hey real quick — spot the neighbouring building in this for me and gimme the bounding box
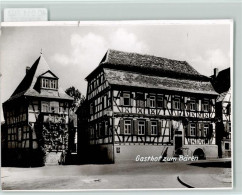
[77,49,219,163]
[212,68,231,158]
[2,54,73,167]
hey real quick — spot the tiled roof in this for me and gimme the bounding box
[101,49,203,77]
[104,68,217,95]
[5,55,73,103]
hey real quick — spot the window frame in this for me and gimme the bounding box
[124,120,132,135]
[204,123,209,137]
[157,95,163,108]
[203,100,209,112]
[174,98,180,110]
[190,123,196,136]
[190,100,196,111]
[138,120,145,135]
[150,96,156,108]
[136,93,145,108]
[123,93,131,106]
[151,121,158,135]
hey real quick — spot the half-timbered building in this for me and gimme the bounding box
[2,54,73,166]
[78,49,219,163]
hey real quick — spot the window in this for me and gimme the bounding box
[190,100,196,111]
[124,120,131,134]
[174,98,180,110]
[50,101,59,113]
[42,78,57,89]
[151,121,157,135]
[190,123,196,136]
[204,124,209,137]
[136,93,145,107]
[226,103,231,115]
[138,121,145,135]
[157,95,163,108]
[150,96,156,108]
[123,93,130,106]
[225,143,230,150]
[203,100,209,112]
[42,102,49,112]
[42,78,49,88]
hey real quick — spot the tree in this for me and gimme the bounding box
[65,86,85,111]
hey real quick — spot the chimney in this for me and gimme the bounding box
[214,68,219,78]
[26,66,30,74]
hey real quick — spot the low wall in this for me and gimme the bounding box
[183,144,218,159]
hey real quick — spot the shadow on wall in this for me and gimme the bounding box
[1,148,46,167]
[188,161,231,168]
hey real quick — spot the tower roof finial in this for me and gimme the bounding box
[40,48,43,55]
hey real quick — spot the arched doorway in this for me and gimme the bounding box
[193,148,206,160]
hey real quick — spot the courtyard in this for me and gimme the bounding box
[1,158,232,190]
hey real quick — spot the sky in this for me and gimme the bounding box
[0,21,232,121]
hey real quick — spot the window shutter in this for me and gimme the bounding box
[181,97,185,110]
[120,92,124,106]
[187,123,191,136]
[208,124,213,138]
[164,97,167,109]
[201,101,204,112]
[226,122,230,132]
[130,93,134,106]
[201,123,204,137]
[208,100,212,112]
[187,101,190,111]
[130,119,134,134]
[172,99,175,109]
[146,94,150,107]
[134,120,138,135]
[196,100,199,111]
[158,120,162,136]
[196,123,200,137]
[120,119,124,134]
[146,121,151,135]
[198,123,202,137]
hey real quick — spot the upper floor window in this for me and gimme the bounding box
[203,100,209,112]
[157,95,163,108]
[138,121,145,135]
[123,93,131,106]
[173,98,180,110]
[190,123,196,136]
[190,100,196,111]
[136,93,145,108]
[42,78,58,90]
[41,101,59,113]
[150,96,156,108]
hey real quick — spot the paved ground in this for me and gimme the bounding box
[1,159,232,190]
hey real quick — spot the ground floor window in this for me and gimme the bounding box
[204,124,209,137]
[124,120,131,134]
[190,123,196,136]
[151,121,157,135]
[225,142,230,150]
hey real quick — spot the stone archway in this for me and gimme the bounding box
[193,148,206,160]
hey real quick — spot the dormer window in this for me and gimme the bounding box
[41,78,58,89]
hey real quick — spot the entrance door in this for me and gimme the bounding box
[174,136,182,155]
